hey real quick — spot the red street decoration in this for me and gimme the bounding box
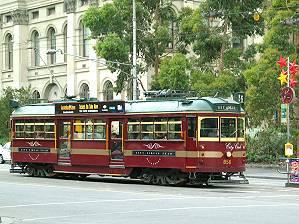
[290,78,298,88]
[289,59,298,75]
[277,56,287,68]
[276,56,297,103]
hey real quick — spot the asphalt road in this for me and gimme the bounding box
[0,163,298,224]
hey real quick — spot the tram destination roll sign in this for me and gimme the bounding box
[55,101,125,114]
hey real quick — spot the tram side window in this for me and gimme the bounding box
[73,119,106,140]
[25,121,35,138]
[128,119,141,139]
[15,121,25,138]
[35,123,45,138]
[200,118,218,137]
[94,119,106,140]
[15,120,54,139]
[168,118,182,140]
[74,119,85,139]
[237,118,245,138]
[154,118,167,139]
[61,122,71,138]
[127,117,182,140]
[45,123,55,139]
[221,118,236,138]
[141,118,154,140]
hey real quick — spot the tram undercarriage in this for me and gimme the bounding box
[10,163,248,186]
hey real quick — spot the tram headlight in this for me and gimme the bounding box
[226,151,232,158]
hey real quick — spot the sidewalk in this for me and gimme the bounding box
[244,164,287,180]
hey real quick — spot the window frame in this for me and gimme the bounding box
[198,117,219,142]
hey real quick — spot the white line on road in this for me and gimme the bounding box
[2,194,299,210]
[21,203,299,222]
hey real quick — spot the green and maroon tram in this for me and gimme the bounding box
[10,97,247,185]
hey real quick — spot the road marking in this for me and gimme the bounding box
[21,203,299,222]
[2,194,299,210]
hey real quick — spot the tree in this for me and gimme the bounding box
[84,0,193,96]
[183,1,265,72]
[151,53,190,90]
[243,0,299,126]
[0,86,32,142]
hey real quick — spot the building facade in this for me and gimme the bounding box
[0,0,261,102]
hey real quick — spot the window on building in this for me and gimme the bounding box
[79,83,90,99]
[31,31,40,66]
[47,7,55,16]
[80,0,89,6]
[32,11,39,19]
[103,81,113,101]
[63,25,68,62]
[79,21,90,57]
[47,27,56,65]
[5,34,13,70]
[32,90,41,103]
[6,15,12,23]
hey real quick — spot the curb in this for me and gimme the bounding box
[245,175,286,180]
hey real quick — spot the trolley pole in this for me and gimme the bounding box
[132,0,138,100]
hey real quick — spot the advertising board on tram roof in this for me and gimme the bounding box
[55,101,125,114]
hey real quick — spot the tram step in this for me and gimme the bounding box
[10,168,23,173]
[208,178,249,185]
[109,164,126,169]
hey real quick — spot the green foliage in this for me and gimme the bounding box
[151,53,190,90]
[187,0,265,70]
[190,70,240,97]
[243,0,299,127]
[84,1,193,95]
[246,126,295,163]
[0,86,32,141]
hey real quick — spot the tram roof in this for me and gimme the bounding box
[11,97,243,117]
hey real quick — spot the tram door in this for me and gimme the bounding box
[186,116,198,168]
[109,120,124,162]
[57,120,72,164]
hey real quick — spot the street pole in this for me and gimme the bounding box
[132,0,138,100]
[287,57,290,142]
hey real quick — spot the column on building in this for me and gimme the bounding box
[88,38,99,99]
[0,15,3,91]
[12,9,29,89]
[65,0,76,97]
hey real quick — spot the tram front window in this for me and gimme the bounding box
[200,118,219,138]
[221,118,236,138]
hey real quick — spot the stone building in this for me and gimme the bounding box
[0,0,261,102]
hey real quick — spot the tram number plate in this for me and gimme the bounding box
[223,159,231,165]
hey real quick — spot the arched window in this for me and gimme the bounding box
[103,81,113,101]
[5,34,13,70]
[31,31,40,66]
[80,83,90,99]
[47,27,56,65]
[79,21,89,57]
[32,90,40,103]
[63,25,68,62]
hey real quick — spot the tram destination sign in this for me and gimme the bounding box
[55,101,125,114]
[214,104,240,112]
